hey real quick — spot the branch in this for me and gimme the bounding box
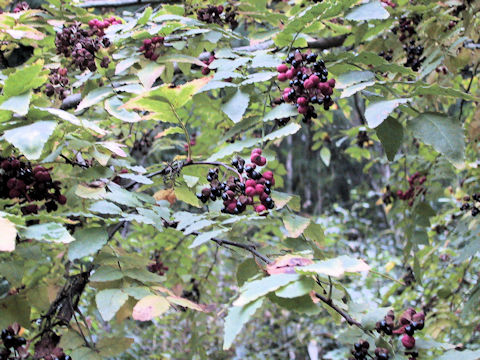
[314,292,365,331]
[78,0,169,7]
[206,234,272,264]
[458,62,479,121]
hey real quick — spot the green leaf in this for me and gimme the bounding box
[76,87,114,112]
[89,200,122,215]
[68,227,108,261]
[341,81,375,99]
[118,173,153,185]
[233,274,300,306]
[263,103,298,122]
[137,62,165,90]
[320,147,331,166]
[345,1,390,21]
[0,295,30,328]
[296,256,370,277]
[376,116,404,161]
[275,277,315,298]
[4,63,43,97]
[406,112,465,167]
[3,121,56,160]
[223,298,264,350]
[175,183,201,207]
[222,89,249,123]
[95,289,128,321]
[97,337,134,357]
[365,98,411,128]
[189,229,226,248]
[337,71,375,89]
[264,122,301,141]
[437,350,480,360]
[236,258,259,287]
[21,223,74,243]
[90,266,123,282]
[70,347,102,360]
[283,213,311,238]
[412,84,480,101]
[0,91,31,115]
[75,184,107,200]
[105,97,141,122]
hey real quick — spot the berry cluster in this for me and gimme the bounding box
[376,308,425,359]
[403,40,424,72]
[197,149,276,214]
[88,17,121,37]
[1,327,26,360]
[196,5,238,29]
[356,130,374,148]
[392,15,421,42]
[201,53,215,75]
[45,68,69,100]
[349,340,390,360]
[396,172,426,206]
[435,66,448,75]
[378,49,393,62]
[0,156,66,215]
[139,36,165,61]
[13,2,29,12]
[184,132,197,152]
[277,50,336,123]
[380,0,397,8]
[147,252,169,276]
[55,22,111,72]
[460,193,480,217]
[382,185,396,205]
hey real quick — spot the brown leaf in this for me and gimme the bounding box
[266,255,314,275]
[154,188,176,205]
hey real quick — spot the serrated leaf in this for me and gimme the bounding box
[89,200,122,215]
[233,274,300,306]
[132,295,170,321]
[222,89,249,123]
[118,173,153,185]
[3,121,56,160]
[365,98,411,128]
[263,103,298,122]
[223,298,263,350]
[346,1,390,21]
[275,277,315,298]
[21,223,74,244]
[68,227,108,261]
[90,266,123,282]
[4,63,43,97]
[376,116,404,161]
[95,289,128,321]
[336,71,375,89]
[189,229,226,248]
[407,112,465,167]
[76,87,113,112]
[264,122,301,141]
[75,184,106,200]
[137,62,165,90]
[283,213,311,238]
[341,81,375,99]
[296,255,370,277]
[105,97,141,122]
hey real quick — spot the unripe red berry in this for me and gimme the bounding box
[277,64,288,73]
[263,171,274,181]
[7,178,17,189]
[57,194,67,205]
[304,79,314,89]
[401,335,415,349]
[201,188,211,197]
[298,106,308,114]
[88,19,96,27]
[283,94,290,102]
[297,97,308,106]
[35,171,51,182]
[257,156,267,166]
[327,78,336,88]
[226,190,235,199]
[151,53,159,61]
[58,68,67,76]
[9,189,20,198]
[278,73,287,82]
[143,39,152,46]
[1,160,10,170]
[310,74,320,84]
[202,67,211,75]
[255,204,266,213]
[246,179,256,188]
[252,148,262,155]
[245,186,256,197]
[217,5,224,13]
[255,184,265,195]
[260,192,269,202]
[227,202,237,212]
[286,69,295,79]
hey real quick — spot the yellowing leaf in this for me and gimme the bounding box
[0,217,16,252]
[154,188,176,205]
[132,295,170,321]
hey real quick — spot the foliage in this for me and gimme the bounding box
[0,0,479,359]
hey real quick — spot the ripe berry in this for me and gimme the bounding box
[245,187,256,197]
[401,335,415,349]
[255,204,266,213]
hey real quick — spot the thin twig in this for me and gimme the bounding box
[314,292,365,330]
[458,62,479,121]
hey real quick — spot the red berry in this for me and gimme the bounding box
[304,79,314,89]
[57,195,67,205]
[255,205,266,213]
[227,202,237,212]
[202,67,211,75]
[33,165,46,174]
[8,189,20,198]
[260,192,269,202]
[401,335,415,349]
[143,39,152,46]
[286,69,295,79]
[298,106,308,114]
[310,75,320,84]
[263,171,274,181]
[245,187,256,197]
[277,64,288,73]
[252,148,262,155]
[278,73,287,82]
[283,94,290,102]
[257,156,267,166]
[226,190,235,199]
[283,87,292,94]
[246,179,256,188]
[327,78,336,88]
[217,5,224,13]
[7,178,17,189]
[255,184,265,195]
[297,97,308,106]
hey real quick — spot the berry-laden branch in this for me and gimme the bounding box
[314,292,365,331]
